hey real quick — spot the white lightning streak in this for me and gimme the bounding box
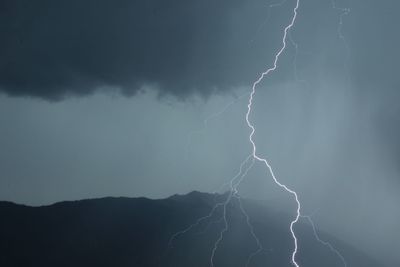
[245,1,301,266]
[170,1,352,266]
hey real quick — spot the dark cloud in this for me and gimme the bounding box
[1,0,399,101]
[0,0,299,100]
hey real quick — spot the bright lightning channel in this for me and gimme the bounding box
[244,0,301,266]
[170,1,302,266]
[170,1,351,266]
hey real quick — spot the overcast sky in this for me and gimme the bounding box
[0,0,399,265]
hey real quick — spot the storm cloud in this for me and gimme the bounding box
[0,0,300,100]
[1,0,399,101]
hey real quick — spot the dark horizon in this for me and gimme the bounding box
[0,191,384,267]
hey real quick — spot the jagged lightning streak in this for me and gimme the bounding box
[195,1,303,265]
[244,0,301,266]
[171,1,351,266]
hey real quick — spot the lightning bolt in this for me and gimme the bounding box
[244,0,301,266]
[203,2,303,266]
[170,1,302,266]
[169,1,352,266]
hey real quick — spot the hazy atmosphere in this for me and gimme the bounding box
[0,0,399,266]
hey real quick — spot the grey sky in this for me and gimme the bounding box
[0,0,399,265]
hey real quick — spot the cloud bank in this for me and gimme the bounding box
[0,0,298,100]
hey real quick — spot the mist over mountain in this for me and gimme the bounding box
[0,191,381,267]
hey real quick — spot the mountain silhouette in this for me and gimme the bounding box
[0,191,381,267]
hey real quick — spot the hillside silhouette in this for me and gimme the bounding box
[0,191,381,267]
